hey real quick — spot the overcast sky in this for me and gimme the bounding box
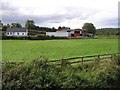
[0,0,119,29]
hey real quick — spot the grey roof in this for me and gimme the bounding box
[6,27,28,32]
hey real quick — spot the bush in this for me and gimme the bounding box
[47,35,68,39]
[28,35,68,40]
[113,55,120,65]
[2,34,69,40]
[2,36,28,40]
[28,34,50,40]
[2,57,62,89]
[2,56,120,89]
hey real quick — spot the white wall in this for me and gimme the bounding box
[69,30,74,34]
[80,31,82,34]
[46,32,69,37]
[46,32,56,36]
[6,32,28,36]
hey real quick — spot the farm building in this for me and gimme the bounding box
[46,31,69,37]
[6,27,28,36]
[69,29,86,38]
[46,28,93,38]
[46,29,70,37]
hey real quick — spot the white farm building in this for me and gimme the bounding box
[6,27,28,36]
[46,31,70,37]
[46,29,93,38]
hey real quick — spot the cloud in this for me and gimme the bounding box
[0,0,119,28]
[99,18,117,28]
[2,4,96,26]
[0,1,18,15]
[89,10,118,28]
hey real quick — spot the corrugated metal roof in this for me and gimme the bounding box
[6,27,28,32]
[74,29,84,31]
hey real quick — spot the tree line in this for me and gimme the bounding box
[1,19,119,36]
[1,20,56,32]
[0,20,97,35]
[1,20,73,32]
[96,28,119,36]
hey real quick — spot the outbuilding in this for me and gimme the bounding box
[46,31,69,37]
[46,28,88,38]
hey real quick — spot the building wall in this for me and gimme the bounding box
[46,29,85,38]
[6,32,28,36]
[46,32,69,37]
[80,31,82,34]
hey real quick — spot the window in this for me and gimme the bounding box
[71,34,74,37]
[10,32,12,35]
[22,33,24,35]
[7,32,9,35]
[74,31,80,34]
[17,32,19,35]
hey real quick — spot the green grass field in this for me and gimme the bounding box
[2,39,118,62]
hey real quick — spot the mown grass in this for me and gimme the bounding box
[2,39,118,62]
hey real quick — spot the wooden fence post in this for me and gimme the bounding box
[98,55,100,60]
[110,54,113,60]
[114,53,116,57]
[113,53,116,60]
[81,57,84,65]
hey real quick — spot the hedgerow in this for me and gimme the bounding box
[2,55,120,89]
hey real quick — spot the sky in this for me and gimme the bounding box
[0,0,119,29]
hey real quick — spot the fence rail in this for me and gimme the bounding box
[48,52,120,65]
[1,52,120,65]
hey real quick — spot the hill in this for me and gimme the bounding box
[96,28,119,36]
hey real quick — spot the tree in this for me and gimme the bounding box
[2,24,11,31]
[6,24,10,28]
[2,25,7,31]
[25,20,35,29]
[58,26,70,30]
[82,23,96,35]
[11,23,22,28]
[52,27,56,32]
[0,20,3,26]
[0,20,3,30]
[58,26,62,30]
